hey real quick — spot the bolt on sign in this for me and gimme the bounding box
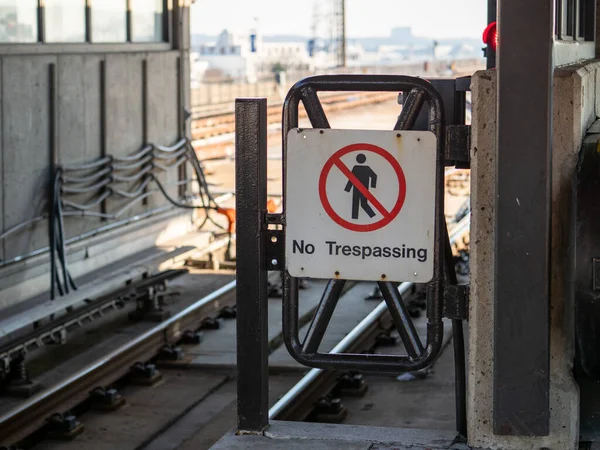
[285,129,436,283]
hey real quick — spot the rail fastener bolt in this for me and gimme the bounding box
[89,387,126,411]
[199,316,223,330]
[3,350,43,398]
[129,362,163,386]
[45,413,84,440]
[312,396,348,424]
[129,286,172,322]
[218,305,237,319]
[180,330,204,345]
[374,330,398,347]
[157,344,185,362]
[333,372,369,397]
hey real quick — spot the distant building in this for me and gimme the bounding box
[256,41,311,72]
[197,30,257,82]
[196,29,311,82]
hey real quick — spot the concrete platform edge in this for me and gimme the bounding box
[212,421,463,449]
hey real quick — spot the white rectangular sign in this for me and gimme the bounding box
[285,128,437,283]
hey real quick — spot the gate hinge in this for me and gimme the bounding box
[445,125,471,169]
[444,284,469,320]
[265,229,284,271]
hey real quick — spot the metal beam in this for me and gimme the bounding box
[235,98,269,432]
[493,0,552,436]
[487,0,497,69]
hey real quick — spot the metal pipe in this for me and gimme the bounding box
[270,281,413,419]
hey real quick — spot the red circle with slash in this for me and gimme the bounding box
[318,143,406,232]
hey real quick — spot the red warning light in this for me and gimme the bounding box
[483,22,498,52]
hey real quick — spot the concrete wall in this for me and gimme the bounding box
[0,50,182,260]
[0,3,192,307]
[468,61,600,449]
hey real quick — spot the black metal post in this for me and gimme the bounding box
[486,0,497,69]
[48,63,58,299]
[494,0,552,436]
[235,98,269,432]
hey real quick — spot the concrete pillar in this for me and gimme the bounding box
[467,62,600,449]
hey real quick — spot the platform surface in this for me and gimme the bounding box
[210,421,464,449]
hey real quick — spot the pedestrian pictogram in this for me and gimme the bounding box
[286,129,436,283]
[318,143,407,232]
[344,153,377,219]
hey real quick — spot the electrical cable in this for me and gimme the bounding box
[62,166,112,184]
[61,177,111,194]
[62,156,112,172]
[112,145,153,163]
[4,139,227,299]
[112,164,153,182]
[62,190,112,211]
[112,154,154,171]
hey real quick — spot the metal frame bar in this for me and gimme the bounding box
[493,0,553,436]
[269,216,469,424]
[487,0,497,69]
[37,0,45,43]
[235,98,269,432]
[126,0,133,43]
[85,0,92,43]
[281,75,446,372]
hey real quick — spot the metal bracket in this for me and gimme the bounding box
[266,229,284,271]
[444,284,469,320]
[445,125,471,169]
[593,258,600,291]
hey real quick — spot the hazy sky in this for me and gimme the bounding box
[191,0,487,39]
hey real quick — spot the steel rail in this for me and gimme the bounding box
[269,213,470,420]
[0,269,188,357]
[0,280,237,446]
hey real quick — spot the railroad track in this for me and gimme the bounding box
[0,274,237,447]
[191,92,398,161]
[192,92,396,139]
[269,214,470,422]
[0,210,469,449]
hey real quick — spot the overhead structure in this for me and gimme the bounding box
[332,0,346,67]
